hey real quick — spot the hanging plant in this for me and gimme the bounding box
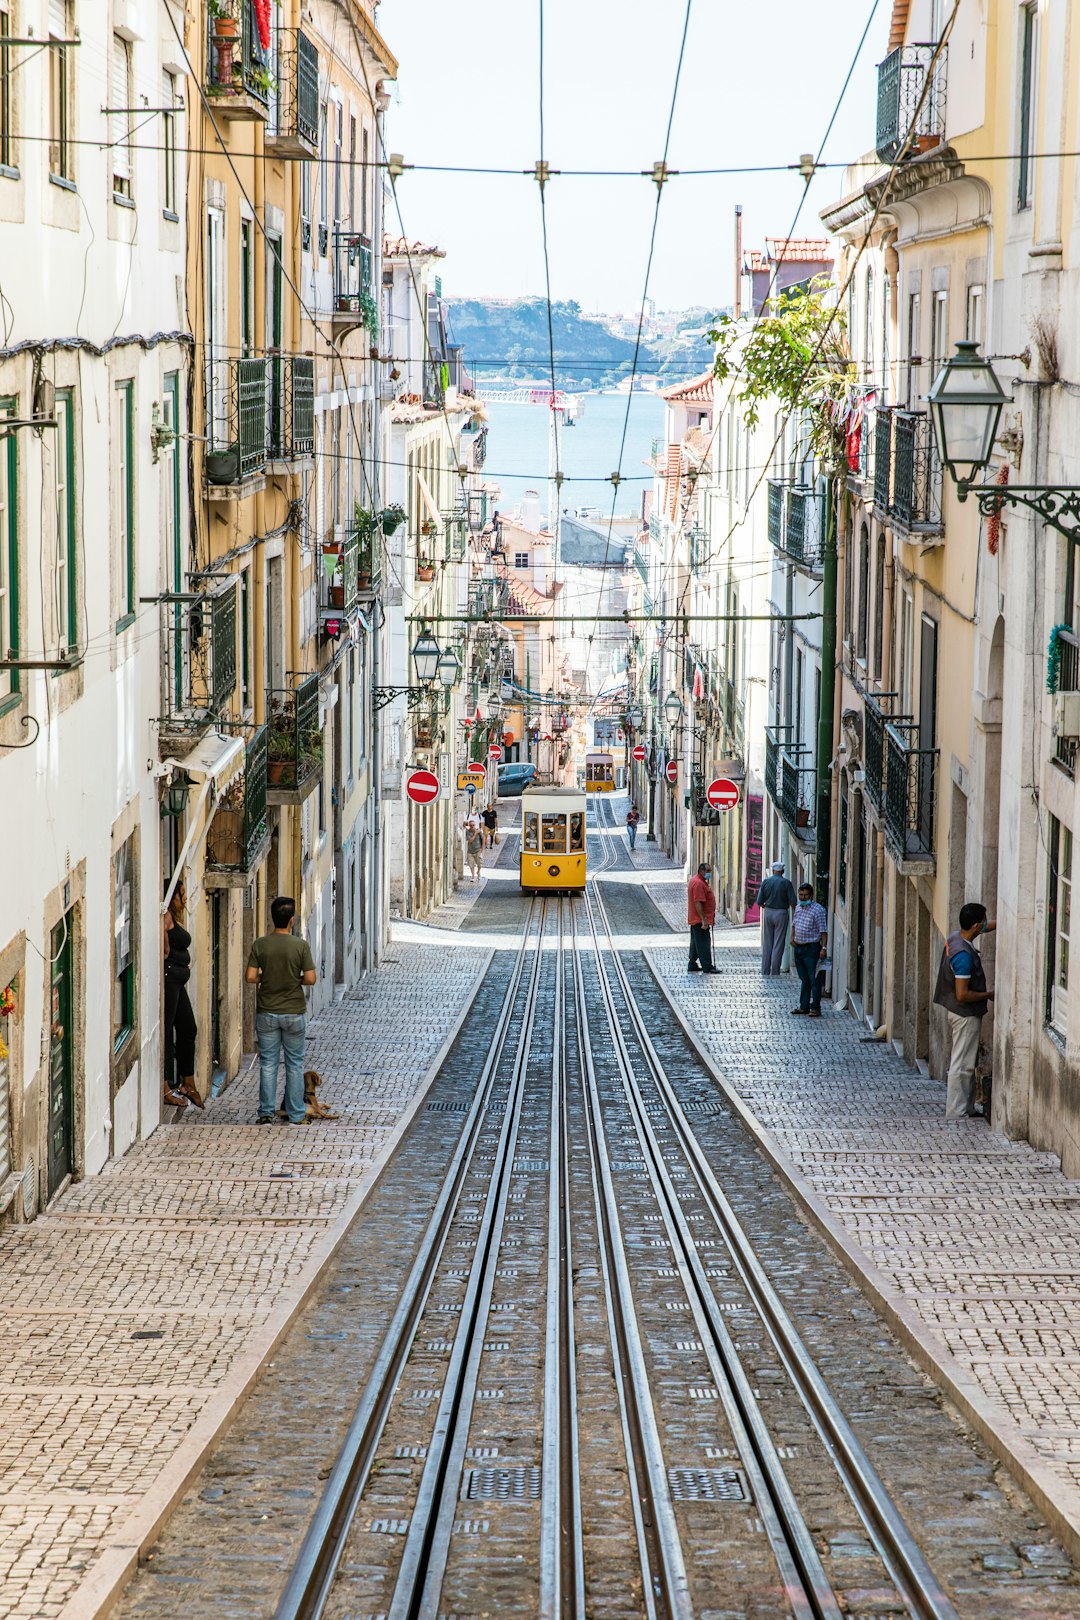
[0,981,15,1019]
[358,291,379,336]
[1048,623,1073,694]
[252,0,272,51]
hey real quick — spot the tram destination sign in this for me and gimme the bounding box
[406,769,441,805]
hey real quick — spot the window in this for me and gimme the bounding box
[110,33,133,200]
[1047,817,1072,1033]
[54,389,77,654]
[0,397,17,707]
[523,812,538,851]
[965,284,985,345]
[569,812,584,852]
[333,104,343,228]
[863,268,874,379]
[856,524,870,661]
[239,566,251,710]
[0,1,13,171]
[1018,2,1038,210]
[930,289,949,377]
[112,837,135,1052]
[872,534,885,680]
[348,114,356,227]
[48,0,72,181]
[240,219,253,356]
[881,274,891,400]
[114,381,135,625]
[906,291,921,407]
[361,125,369,234]
[318,106,329,254]
[300,160,312,251]
[162,73,178,215]
[542,814,567,853]
[514,552,529,569]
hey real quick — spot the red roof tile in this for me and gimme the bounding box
[660,370,714,405]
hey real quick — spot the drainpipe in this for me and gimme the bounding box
[816,477,838,906]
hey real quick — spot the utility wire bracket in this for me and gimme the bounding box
[647,160,676,191]
[533,159,554,191]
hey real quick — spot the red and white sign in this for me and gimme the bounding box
[632,743,647,762]
[706,777,740,812]
[465,763,486,782]
[665,759,679,784]
[488,744,503,761]
[406,768,441,805]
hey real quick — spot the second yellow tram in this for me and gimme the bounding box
[520,787,587,892]
[585,751,616,792]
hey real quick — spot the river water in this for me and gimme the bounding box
[480,390,666,525]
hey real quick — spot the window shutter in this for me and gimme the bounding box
[111,35,131,180]
[49,0,66,37]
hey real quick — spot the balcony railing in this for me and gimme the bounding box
[764,724,786,807]
[161,579,238,727]
[443,509,468,562]
[884,719,937,868]
[206,356,269,486]
[321,527,359,621]
[863,691,900,815]
[267,356,314,463]
[206,0,272,118]
[471,424,488,470]
[266,674,322,802]
[1054,628,1080,774]
[333,232,374,321]
[873,409,893,512]
[207,725,269,875]
[781,747,816,841]
[470,578,509,618]
[688,526,707,574]
[267,29,318,155]
[876,42,947,165]
[766,479,822,571]
[423,358,446,411]
[890,410,943,535]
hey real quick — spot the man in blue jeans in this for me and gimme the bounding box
[790,883,828,1018]
[245,895,317,1123]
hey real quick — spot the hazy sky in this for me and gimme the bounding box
[377,0,882,314]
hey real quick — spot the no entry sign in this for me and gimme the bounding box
[706,777,740,812]
[665,759,679,784]
[632,743,646,762]
[488,744,503,761]
[406,768,441,805]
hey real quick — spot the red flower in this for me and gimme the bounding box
[253,0,272,51]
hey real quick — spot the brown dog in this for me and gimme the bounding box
[304,1069,339,1121]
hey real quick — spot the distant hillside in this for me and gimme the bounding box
[446,298,647,390]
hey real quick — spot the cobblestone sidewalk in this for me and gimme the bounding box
[634,826,1080,1558]
[0,912,490,1620]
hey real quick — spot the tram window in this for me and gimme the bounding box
[523,813,539,852]
[542,814,567,853]
[569,812,584,852]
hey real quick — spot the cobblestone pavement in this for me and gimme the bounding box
[0,900,490,1619]
[625,805,1080,1555]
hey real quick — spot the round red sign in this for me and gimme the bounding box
[665,759,678,784]
[465,763,486,781]
[488,745,503,761]
[706,777,740,811]
[632,743,647,762]
[406,768,441,805]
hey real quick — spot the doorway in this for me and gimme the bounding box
[210,892,225,1091]
[47,917,75,1201]
[852,803,867,995]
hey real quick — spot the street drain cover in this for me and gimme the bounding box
[427,1101,470,1112]
[461,1464,541,1501]
[667,1466,749,1503]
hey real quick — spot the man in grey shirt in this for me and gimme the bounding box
[756,860,798,976]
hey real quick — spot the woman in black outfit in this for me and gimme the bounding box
[163,880,203,1109]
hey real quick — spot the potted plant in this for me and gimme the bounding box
[323,539,343,606]
[209,0,238,37]
[208,778,246,866]
[795,797,810,828]
[206,443,241,485]
[267,726,295,787]
[416,560,435,583]
[250,64,277,97]
[380,503,405,536]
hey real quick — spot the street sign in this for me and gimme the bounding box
[706,777,740,812]
[457,768,486,790]
[465,784,476,796]
[406,768,441,805]
[665,759,679,784]
[488,745,503,761]
[632,743,647,762]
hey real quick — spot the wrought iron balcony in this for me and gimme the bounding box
[470,578,509,619]
[333,232,374,331]
[443,508,468,563]
[863,691,896,815]
[890,411,943,536]
[205,357,268,489]
[267,357,314,465]
[876,42,947,165]
[884,719,937,871]
[873,409,893,513]
[780,746,816,842]
[423,358,446,411]
[321,527,360,624]
[207,724,270,882]
[766,479,822,571]
[266,29,318,156]
[1053,628,1080,775]
[266,674,322,805]
[160,578,238,728]
[688,525,706,574]
[206,0,272,120]
[471,424,488,470]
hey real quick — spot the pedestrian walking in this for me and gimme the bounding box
[790,884,828,1017]
[933,902,996,1119]
[162,879,203,1110]
[463,806,482,837]
[687,862,720,974]
[466,823,484,881]
[246,896,317,1125]
[755,859,798,976]
[482,801,499,849]
[626,801,641,851]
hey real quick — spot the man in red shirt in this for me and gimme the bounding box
[687,862,720,974]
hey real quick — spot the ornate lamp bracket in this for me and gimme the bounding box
[960,481,1080,543]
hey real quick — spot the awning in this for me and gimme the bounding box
[161,731,246,910]
[416,470,443,529]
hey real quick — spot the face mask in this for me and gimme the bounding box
[799,898,813,908]
[702,871,711,882]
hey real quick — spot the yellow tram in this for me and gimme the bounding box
[520,787,587,892]
[585,751,616,793]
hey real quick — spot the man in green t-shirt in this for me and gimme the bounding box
[245,895,317,1124]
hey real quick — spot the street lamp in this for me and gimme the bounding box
[436,645,461,689]
[663,689,684,728]
[411,627,441,684]
[929,342,1080,541]
[487,687,503,720]
[628,701,644,730]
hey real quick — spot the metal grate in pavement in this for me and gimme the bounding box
[461,1464,541,1501]
[667,1466,749,1502]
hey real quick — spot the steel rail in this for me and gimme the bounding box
[273,898,545,1620]
[570,827,694,1619]
[391,896,551,1620]
[587,857,962,1620]
[539,898,586,1617]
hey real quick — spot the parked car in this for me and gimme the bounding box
[497,761,536,797]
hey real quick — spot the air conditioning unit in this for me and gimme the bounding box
[1054,692,1080,738]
